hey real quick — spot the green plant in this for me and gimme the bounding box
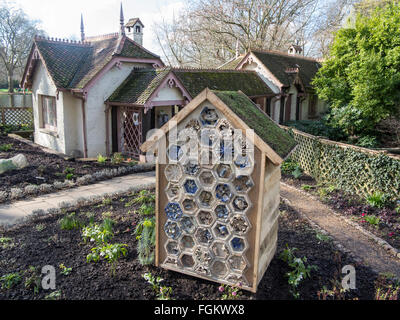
[81,219,114,244]
[366,192,386,208]
[0,143,12,152]
[135,217,156,265]
[24,266,41,294]
[301,184,314,191]
[292,166,303,179]
[142,272,172,300]
[0,272,21,289]
[218,284,242,300]
[35,223,46,232]
[63,167,75,180]
[125,190,155,207]
[375,273,399,300]
[315,232,331,243]
[44,290,62,300]
[111,152,124,165]
[356,135,379,148]
[281,158,299,175]
[59,212,84,230]
[97,154,107,164]
[59,263,72,276]
[86,243,128,276]
[280,245,318,299]
[313,3,400,137]
[137,203,155,216]
[0,237,14,249]
[101,197,112,206]
[364,215,381,227]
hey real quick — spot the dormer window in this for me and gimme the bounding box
[135,25,141,33]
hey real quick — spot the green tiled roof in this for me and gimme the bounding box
[108,68,274,105]
[34,35,161,89]
[212,90,297,159]
[107,68,170,104]
[251,50,321,90]
[173,69,274,97]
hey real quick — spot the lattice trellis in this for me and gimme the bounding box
[0,107,33,126]
[118,106,142,159]
[286,129,400,200]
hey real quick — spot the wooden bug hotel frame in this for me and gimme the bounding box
[141,88,297,293]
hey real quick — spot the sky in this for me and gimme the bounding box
[8,0,184,55]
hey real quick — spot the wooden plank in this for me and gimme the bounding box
[251,151,266,292]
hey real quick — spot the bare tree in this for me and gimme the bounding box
[154,0,323,67]
[0,2,43,92]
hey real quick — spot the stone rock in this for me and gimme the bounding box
[0,154,28,174]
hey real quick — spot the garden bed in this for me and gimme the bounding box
[0,135,154,203]
[0,190,383,300]
[282,172,400,252]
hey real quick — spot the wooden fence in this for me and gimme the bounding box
[0,106,33,127]
[282,125,400,201]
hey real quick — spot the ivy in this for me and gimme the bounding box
[290,132,400,202]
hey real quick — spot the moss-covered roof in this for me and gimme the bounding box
[212,90,297,159]
[173,69,274,97]
[33,35,161,89]
[251,50,321,90]
[107,68,170,104]
[108,68,274,105]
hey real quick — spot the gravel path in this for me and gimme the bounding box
[281,182,400,279]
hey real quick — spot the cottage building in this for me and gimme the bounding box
[220,49,328,124]
[20,4,274,161]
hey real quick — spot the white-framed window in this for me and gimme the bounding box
[40,95,57,131]
[135,25,141,33]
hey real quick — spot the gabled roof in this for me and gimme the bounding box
[107,68,170,104]
[107,68,275,106]
[213,90,297,159]
[125,18,144,28]
[173,69,274,97]
[249,50,321,90]
[141,88,297,164]
[22,34,163,90]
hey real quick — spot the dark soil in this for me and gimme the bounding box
[282,173,400,251]
[0,135,143,194]
[0,191,379,300]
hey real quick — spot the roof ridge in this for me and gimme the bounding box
[85,33,119,41]
[171,67,255,73]
[250,49,320,62]
[34,35,91,46]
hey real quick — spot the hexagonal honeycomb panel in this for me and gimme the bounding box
[161,112,255,289]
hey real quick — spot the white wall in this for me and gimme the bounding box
[62,91,84,156]
[85,62,153,157]
[153,86,183,102]
[32,60,66,154]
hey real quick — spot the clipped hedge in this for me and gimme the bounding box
[285,127,400,202]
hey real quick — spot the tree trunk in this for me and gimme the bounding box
[7,70,14,93]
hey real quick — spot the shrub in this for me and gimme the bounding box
[111,153,124,165]
[366,192,386,208]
